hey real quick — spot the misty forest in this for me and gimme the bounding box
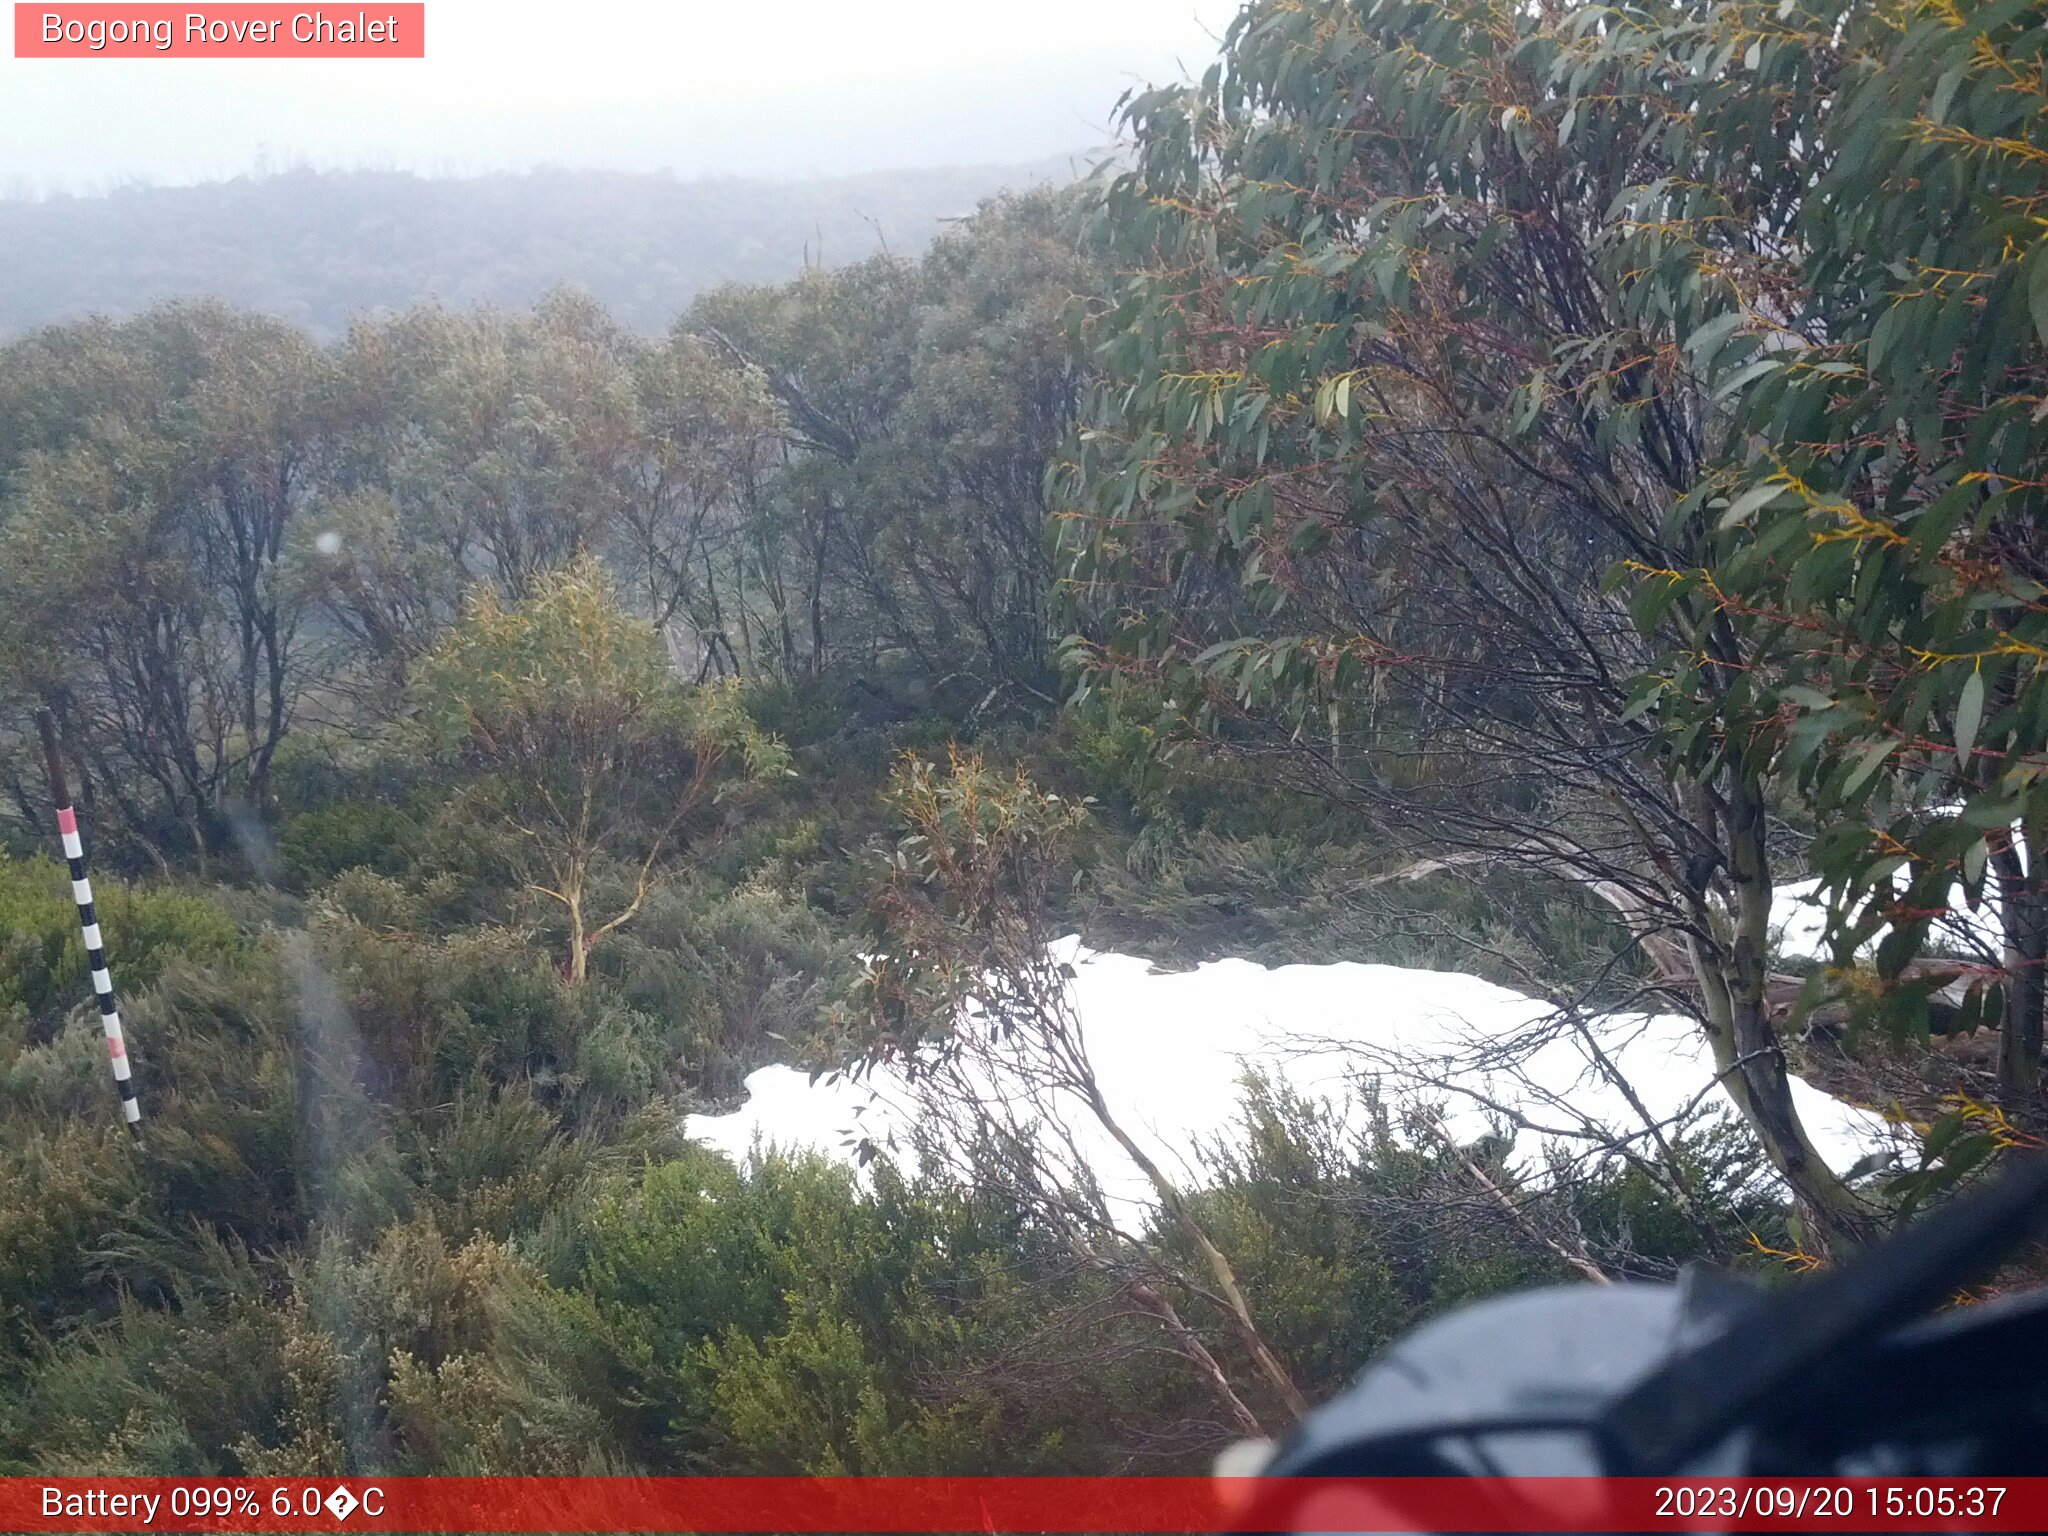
[6,0,2048,1476]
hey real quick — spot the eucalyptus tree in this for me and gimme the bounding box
[412,557,787,984]
[309,290,645,684]
[686,190,1099,702]
[688,257,924,681]
[1055,0,1879,1244]
[0,303,331,859]
[876,189,1099,704]
[865,750,1309,1435]
[617,332,784,679]
[1647,0,2048,1110]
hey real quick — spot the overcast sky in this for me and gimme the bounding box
[0,1,1241,194]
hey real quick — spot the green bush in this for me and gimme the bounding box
[0,855,244,1036]
[412,1086,597,1243]
[276,800,420,891]
[0,1122,142,1359]
[307,911,575,1109]
[603,878,861,1099]
[586,1137,1264,1474]
[1,1294,290,1474]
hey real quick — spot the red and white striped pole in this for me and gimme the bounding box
[37,711,142,1135]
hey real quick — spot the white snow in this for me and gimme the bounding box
[1772,876,1856,964]
[1771,804,2020,965]
[685,938,1892,1215]
[1773,874,2003,964]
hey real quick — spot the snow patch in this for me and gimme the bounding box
[1773,874,2002,964]
[685,940,1891,1212]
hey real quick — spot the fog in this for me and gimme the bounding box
[0,0,1239,194]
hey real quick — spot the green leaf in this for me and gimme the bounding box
[1718,478,1783,529]
[1928,63,1966,125]
[1964,836,1989,891]
[1922,1110,1966,1162]
[1684,311,1745,366]
[1629,571,1690,632]
[1867,303,1902,373]
[2028,248,2048,350]
[1842,736,1896,798]
[1711,357,1779,401]
[1193,638,1254,666]
[1620,679,1667,724]
[1955,668,1985,769]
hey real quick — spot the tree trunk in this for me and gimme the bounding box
[1692,777,1876,1253]
[807,524,830,677]
[565,879,588,986]
[1992,835,2045,1102]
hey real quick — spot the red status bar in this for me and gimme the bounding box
[4,1476,2044,1533]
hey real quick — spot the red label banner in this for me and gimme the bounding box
[13,5,424,58]
[2,1476,2044,1533]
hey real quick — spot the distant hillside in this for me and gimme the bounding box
[0,159,1088,338]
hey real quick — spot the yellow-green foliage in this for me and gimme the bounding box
[0,855,241,1035]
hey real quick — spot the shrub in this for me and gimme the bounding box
[276,800,420,891]
[0,855,244,1037]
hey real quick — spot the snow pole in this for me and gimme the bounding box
[36,711,142,1136]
